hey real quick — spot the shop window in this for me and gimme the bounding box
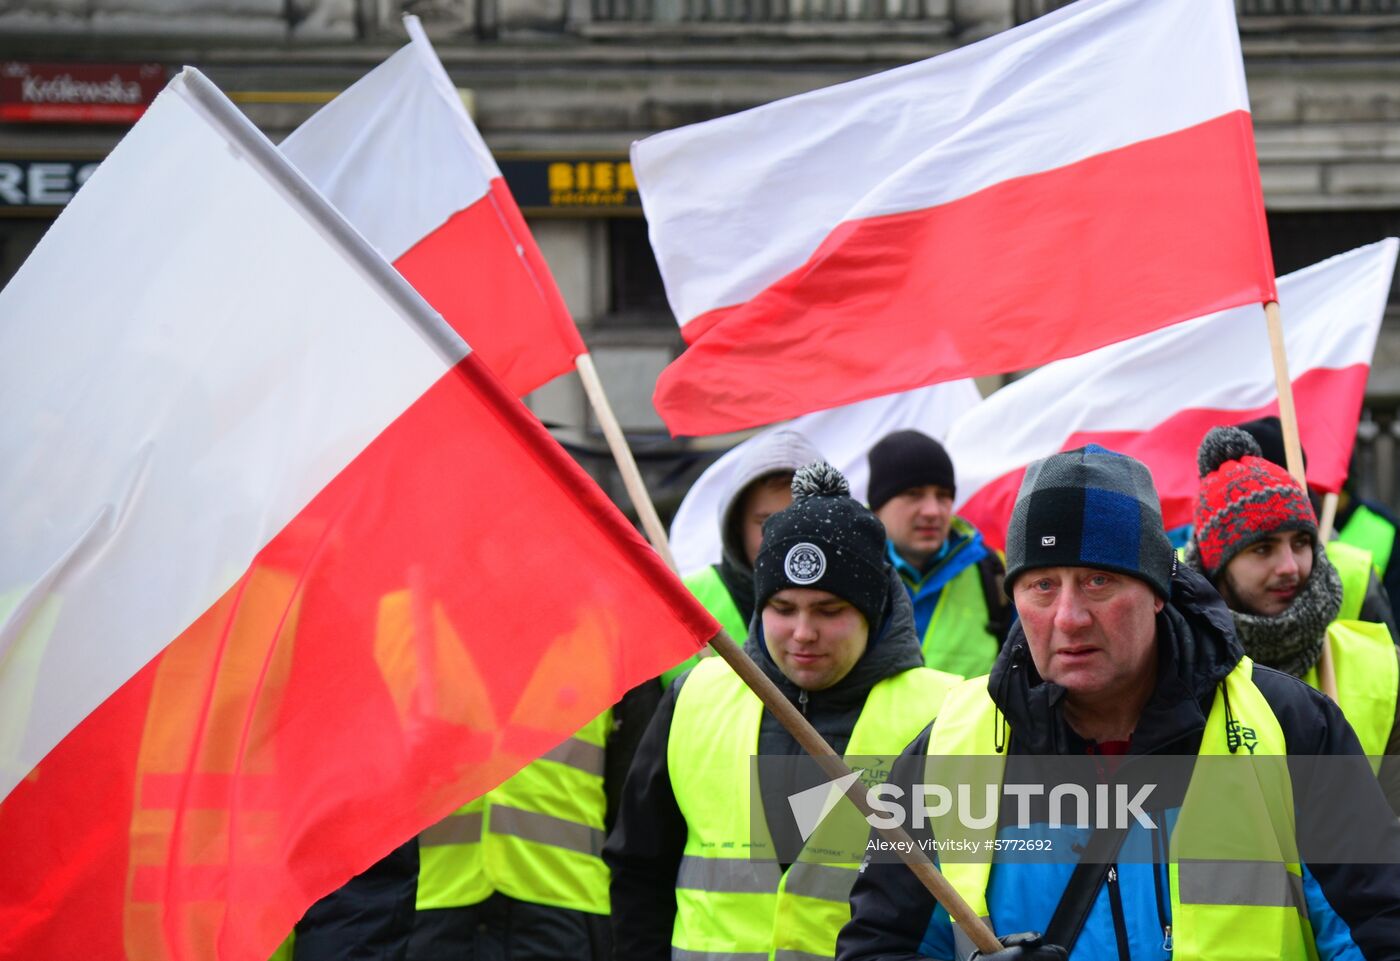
[1266,209,1400,300]
[597,217,675,328]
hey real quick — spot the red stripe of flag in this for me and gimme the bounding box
[654,112,1275,436]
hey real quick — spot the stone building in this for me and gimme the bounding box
[2,0,1399,512]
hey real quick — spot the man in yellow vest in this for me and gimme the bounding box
[1184,426,1400,774]
[867,430,1012,678]
[839,445,1400,961]
[670,430,823,687]
[403,686,661,960]
[607,462,956,960]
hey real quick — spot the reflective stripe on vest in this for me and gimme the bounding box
[926,660,1313,961]
[921,561,998,679]
[1303,618,1399,765]
[415,710,612,914]
[1340,504,1396,576]
[1327,540,1374,622]
[668,657,954,961]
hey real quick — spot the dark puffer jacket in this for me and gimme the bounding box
[836,566,1400,961]
[604,570,928,961]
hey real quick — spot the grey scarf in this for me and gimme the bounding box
[1186,542,1343,678]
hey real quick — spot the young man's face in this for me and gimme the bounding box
[762,587,870,691]
[1013,567,1163,707]
[739,475,795,566]
[1219,530,1315,617]
[874,484,954,568]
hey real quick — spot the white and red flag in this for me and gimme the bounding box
[670,380,982,576]
[280,16,584,397]
[948,239,1399,550]
[0,68,713,960]
[638,0,1275,436]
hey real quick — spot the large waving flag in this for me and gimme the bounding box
[0,68,714,960]
[639,0,1275,436]
[670,380,982,576]
[948,239,1399,550]
[280,16,584,397]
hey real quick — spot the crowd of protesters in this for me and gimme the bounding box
[278,423,1400,961]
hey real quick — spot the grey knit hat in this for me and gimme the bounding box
[1005,445,1176,599]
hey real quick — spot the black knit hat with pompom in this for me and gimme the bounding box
[754,462,890,630]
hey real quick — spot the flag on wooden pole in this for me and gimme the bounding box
[948,240,1398,549]
[0,68,714,961]
[639,0,1275,436]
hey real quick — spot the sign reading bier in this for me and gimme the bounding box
[1,62,166,123]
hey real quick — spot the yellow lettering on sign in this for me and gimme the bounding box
[592,162,615,190]
[548,162,574,190]
[618,163,637,191]
[548,190,627,207]
[575,162,591,190]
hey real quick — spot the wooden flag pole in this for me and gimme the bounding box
[1316,491,1341,702]
[1264,303,1338,699]
[706,627,1004,955]
[1263,301,1308,489]
[574,352,678,572]
[571,354,997,950]
[1318,491,1340,543]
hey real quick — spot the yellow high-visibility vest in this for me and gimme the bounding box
[1339,504,1396,576]
[926,659,1314,961]
[416,710,612,915]
[668,656,955,961]
[1303,619,1398,766]
[919,562,999,679]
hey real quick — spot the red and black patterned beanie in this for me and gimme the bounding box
[1194,425,1317,579]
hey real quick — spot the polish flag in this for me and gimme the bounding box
[670,380,982,576]
[280,16,585,398]
[0,69,714,960]
[948,240,1399,551]
[638,0,1275,437]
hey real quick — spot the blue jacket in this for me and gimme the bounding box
[889,521,990,641]
[837,567,1400,961]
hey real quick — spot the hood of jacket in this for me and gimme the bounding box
[717,429,824,575]
[987,565,1242,755]
[744,567,926,715]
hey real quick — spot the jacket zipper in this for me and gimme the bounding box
[1152,818,1173,953]
[798,689,809,716]
[1106,865,1131,961]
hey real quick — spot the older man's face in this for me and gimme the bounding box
[1013,567,1163,706]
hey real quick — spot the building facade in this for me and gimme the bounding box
[2,0,1399,514]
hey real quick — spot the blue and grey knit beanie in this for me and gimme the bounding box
[1004,445,1175,599]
